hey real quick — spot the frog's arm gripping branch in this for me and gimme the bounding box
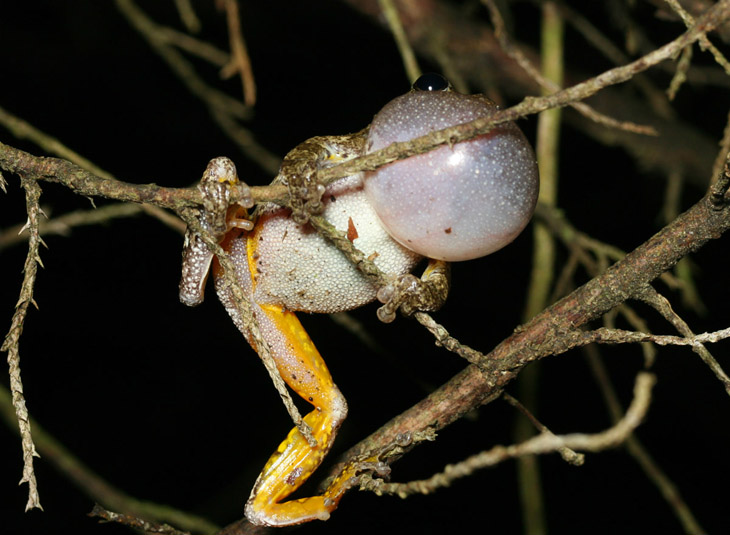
[279,130,367,225]
[375,260,450,323]
[304,211,452,323]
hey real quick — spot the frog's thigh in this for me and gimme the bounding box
[245,303,348,527]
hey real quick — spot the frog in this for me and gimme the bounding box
[179,73,539,527]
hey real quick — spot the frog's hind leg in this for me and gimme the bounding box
[244,303,349,527]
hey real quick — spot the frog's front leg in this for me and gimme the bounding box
[376,259,451,323]
[280,131,366,225]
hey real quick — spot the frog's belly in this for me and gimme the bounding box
[250,174,421,314]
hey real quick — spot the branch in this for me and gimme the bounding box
[0,384,219,534]
[585,346,706,535]
[115,0,280,175]
[3,0,729,216]
[89,504,191,535]
[359,372,655,498]
[1,177,44,511]
[565,325,730,349]
[2,3,730,523]
[328,185,730,479]
[346,0,726,187]
[317,0,730,186]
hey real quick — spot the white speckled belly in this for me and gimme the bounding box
[248,173,422,313]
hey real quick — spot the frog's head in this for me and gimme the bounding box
[364,74,539,262]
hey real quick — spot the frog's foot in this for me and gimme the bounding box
[376,260,451,323]
[243,304,350,528]
[320,433,416,505]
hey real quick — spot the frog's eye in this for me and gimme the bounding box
[364,88,539,262]
[412,73,450,92]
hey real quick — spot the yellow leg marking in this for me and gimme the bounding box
[244,304,349,527]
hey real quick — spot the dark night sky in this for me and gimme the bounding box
[2,1,730,534]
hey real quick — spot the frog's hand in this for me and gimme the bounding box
[376,259,451,323]
[244,303,350,527]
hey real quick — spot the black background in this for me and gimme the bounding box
[2,1,729,534]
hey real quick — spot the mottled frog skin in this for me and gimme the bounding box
[180,73,538,527]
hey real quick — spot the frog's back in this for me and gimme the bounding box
[249,174,421,313]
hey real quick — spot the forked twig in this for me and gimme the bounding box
[359,373,654,498]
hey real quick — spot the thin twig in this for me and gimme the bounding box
[359,373,654,498]
[664,0,730,75]
[637,286,730,396]
[173,0,200,33]
[217,0,257,106]
[378,0,421,83]
[412,312,485,364]
[667,41,693,99]
[177,208,316,447]
[514,2,564,532]
[483,0,657,135]
[115,0,280,175]
[1,178,44,511]
[711,111,730,189]
[584,347,706,535]
[0,203,148,251]
[710,151,730,208]
[157,26,230,66]
[503,393,583,465]
[563,324,730,350]
[0,384,219,533]
[89,504,191,535]
[0,104,185,235]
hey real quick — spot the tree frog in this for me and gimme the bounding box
[179,73,539,527]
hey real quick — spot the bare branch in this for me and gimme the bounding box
[664,0,730,75]
[584,348,706,535]
[329,187,730,479]
[378,0,421,83]
[114,0,280,175]
[503,393,583,466]
[89,504,191,535]
[217,0,257,106]
[565,324,730,349]
[710,150,730,206]
[0,384,219,533]
[483,0,657,135]
[637,286,730,396]
[317,0,730,186]
[1,178,44,511]
[359,372,655,498]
